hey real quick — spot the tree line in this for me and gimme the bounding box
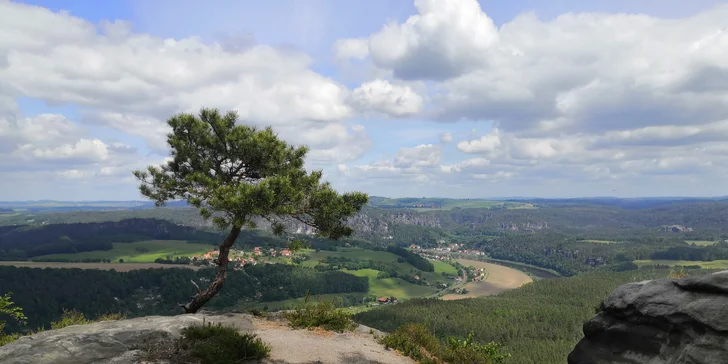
[387,246,435,272]
[0,264,368,334]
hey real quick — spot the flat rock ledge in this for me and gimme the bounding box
[0,313,413,364]
[568,270,728,364]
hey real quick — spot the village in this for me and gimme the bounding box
[189,246,294,270]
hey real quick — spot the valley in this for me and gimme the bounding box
[1,197,728,364]
[441,259,533,300]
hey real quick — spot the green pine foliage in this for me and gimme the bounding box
[381,323,509,364]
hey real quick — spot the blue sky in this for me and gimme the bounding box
[2,0,728,200]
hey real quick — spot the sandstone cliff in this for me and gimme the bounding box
[568,270,728,364]
[0,313,413,364]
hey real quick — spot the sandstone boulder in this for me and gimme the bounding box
[0,313,412,364]
[568,270,728,364]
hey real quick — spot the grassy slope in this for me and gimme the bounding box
[431,260,458,275]
[300,248,444,299]
[685,240,719,246]
[32,240,212,262]
[343,268,437,299]
[578,239,621,244]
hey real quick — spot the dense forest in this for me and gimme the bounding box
[466,233,728,276]
[3,200,728,276]
[0,219,223,259]
[0,264,367,333]
[354,267,715,364]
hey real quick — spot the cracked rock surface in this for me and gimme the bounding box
[0,313,412,364]
[568,270,728,364]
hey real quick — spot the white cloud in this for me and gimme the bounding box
[394,144,441,167]
[0,1,366,165]
[333,38,369,60]
[457,130,502,154]
[364,0,499,80]
[4,1,728,199]
[331,0,728,196]
[349,79,423,117]
[439,132,452,144]
[16,139,109,162]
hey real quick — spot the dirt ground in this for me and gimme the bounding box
[252,318,415,364]
[440,259,533,300]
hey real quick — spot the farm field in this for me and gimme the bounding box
[0,261,200,271]
[299,248,398,266]
[685,240,719,246]
[342,268,438,299]
[634,259,728,269]
[431,259,458,275]
[296,248,449,300]
[441,259,533,300]
[31,240,214,263]
[301,247,455,285]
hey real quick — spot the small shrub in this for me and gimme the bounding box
[50,309,91,330]
[381,324,510,364]
[96,312,126,322]
[669,266,688,279]
[443,332,510,364]
[250,308,269,318]
[381,323,440,362]
[0,292,26,347]
[284,294,357,332]
[180,322,271,364]
[0,331,20,347]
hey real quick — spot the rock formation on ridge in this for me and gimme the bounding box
[568,270,728,364]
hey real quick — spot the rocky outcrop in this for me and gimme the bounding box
[0,313,413,364]
[568,270,728,364]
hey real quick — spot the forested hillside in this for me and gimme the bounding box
[0,264,368,333]
[354,268,715,364]
[3,199,728,276]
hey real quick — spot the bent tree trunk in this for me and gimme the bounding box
[181,225,242,314]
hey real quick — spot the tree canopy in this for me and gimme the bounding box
[133,108,368,312]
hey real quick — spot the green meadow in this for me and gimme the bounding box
[685,240,719,246]
[578,239,621,244]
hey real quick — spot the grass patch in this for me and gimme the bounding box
[342,268,438,299]
[381,323,510,364]
[579,239,621,244]
[142,321,271,364]
[284,295,357,332]
[431,260,458,275]
[180,322,271,364]
[32,240,212,263]
[634,259,728,269]
[685,240,719,246]
[370,278,437,299]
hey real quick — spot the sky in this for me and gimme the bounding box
[1,0,727,200]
